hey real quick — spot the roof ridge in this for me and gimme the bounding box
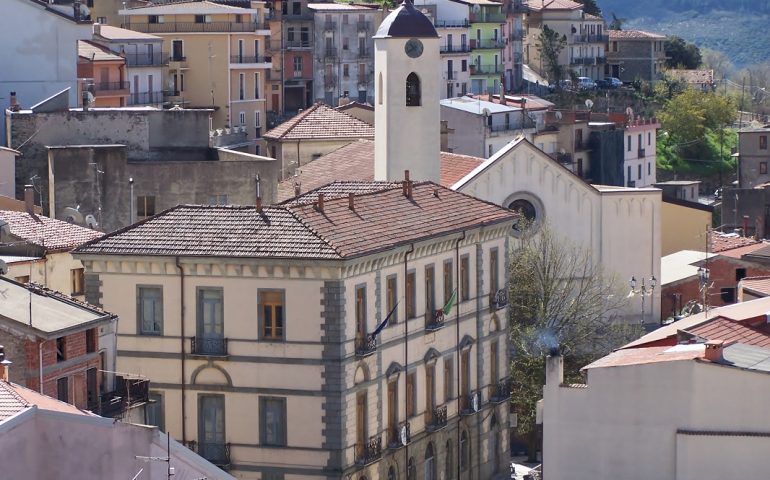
[276,103,323,139]
[0,380,31,409]
[741,275,770,281]
[283,206,344,258]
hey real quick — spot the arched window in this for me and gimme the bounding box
[378,73,383,105]
[388,465,397,480]
[406,72,421,106]
[445,440,454,480]
[407,457,416,480]
[424,442,435,480]
[460,430,468,471]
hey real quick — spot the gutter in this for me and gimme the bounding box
[175,256,187,443]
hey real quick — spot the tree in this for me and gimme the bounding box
[508,222,637,461]
[608,12,626,30]
[577,0,602,16]
[536,25,568,84]
[665,36,702,69]
[701,48,735,81]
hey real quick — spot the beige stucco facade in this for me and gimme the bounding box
[661,200,712,256]
[266,138,364,180]
[3,252,87,300]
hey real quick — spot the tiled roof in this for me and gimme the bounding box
[78,40,125,62]
[95,25,162,41]
[336,101,374,113]
[0,210,102,252]
[710,231,759,253]
[263,103,375,141]
[307,3,377,10]
[282,181,402,204]
[121,1,256,15]
[721,242,769,259]
[274,140,483,202]
[740,276,770,298]
[0,381,29,422]
[584,344,706,369]
[526,0,583,11]
[685,317,770,349]
[0,380,90,420]
[75,182,517,260]
[609,30,665,40]
[669,69,714,85]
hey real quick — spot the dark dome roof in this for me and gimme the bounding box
[374,0,439,39]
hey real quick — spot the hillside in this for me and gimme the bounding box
[597,1,770,67]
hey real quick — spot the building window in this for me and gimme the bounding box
[446,440,454,480]
[71,268,84,295]
[171,40,183,61]
[460,430,469,470]
[425,265,435,323]
[386,275,398,325]
[443,356,453,401]
[57,377,69,403]
[489,248,499,293]
[648,162,651,176]
[761,135,768,150]
[287,27,295,42]
[56,337,66,362]
[443,259,454,307]
[147,391,165,431]
[461,59,467,72]
[292,1,300,14]
[406,73,421,106]
[208,194,228,205]
[406,372,416,417]
[762,162,768,175]
[460,255,470,301]
[254,73,260,99]
[406,271,416,318]
[355,285,367,343]
[721,287,736,303]
[255,111,261,128]
[648,132,651,145]
[199,395,226,463]
[460,350,470,403]
[736,268,747,281]
[15,275,29,284]
[293,56,302,73]
[638,164,642,180]
[490,340,499,395]
[388,466,396,480]
[627,135,631,152]
[425,364,436,421]
[343,37,349,51]
[239,73,245,100]
[424,442,436,480]
[387,380,398,444]
[378,73,383,105]
[343,64,350,78]
[196,288,224,352]
[356,391,367,456]
[86,328,97,353]
[87,367,98,408]
[239,111,246,126]
[259,290,284,341]
[260,397,287,445]
[408,457,416,480]
[138,286,163,335]
[137,196,155,217]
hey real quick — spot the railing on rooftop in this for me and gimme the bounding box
[435,19,469,28]
[124,52,168,67]
[441,44,471,54]
[122,21,261,33]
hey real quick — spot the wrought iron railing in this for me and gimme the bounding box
[83,81,130,92]
[199,442,231,469]
[426,309,445,331]
[124,52,168,67]
[230,55,271,64]
[358,49,371,58]
[469,12,506,23]
[356,435,383,465]
[388,421,411,448]
[324,47,338,59]
[123,22,261,33]
[98,375,149,418]
[435,19,469,28]
[441,45,471,54]
[470,64,503,75]
[355,334,377,357]
[638,148,646,158]
[427,405,448,431]
[324,20,336,30]
[357,20,371,31]
[490,289,508,310]
[191,336,228,356]
[490,379,511,403]
[127,91,165,106]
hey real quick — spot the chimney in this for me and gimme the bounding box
[256,196,262,212]
[24,185,34,215]
[0,345,11,382]
[93,22,102,36]
[317,193,325,212]
[704,339,725,363]
[403,170,411,198]
[348,193,355,210]
[9,91,19,112]
[545,353,564,388]
[743,215,750,237]
[294,181,301,198]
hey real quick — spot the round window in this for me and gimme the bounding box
[509,199,537,221]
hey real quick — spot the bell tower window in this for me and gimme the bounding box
[406,72,421,106]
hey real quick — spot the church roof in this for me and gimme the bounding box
[375,0,439,38]
[263,103,374,141]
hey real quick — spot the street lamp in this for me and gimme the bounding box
[629,275,657,326]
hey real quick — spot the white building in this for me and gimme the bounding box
[90,24,166,107]
[0,147,19,198]
[543,338,770,480]
[623,117,660,187]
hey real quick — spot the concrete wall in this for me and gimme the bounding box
[441,105,485,157]
[721,187,769,237]
[738,130,770,188]
[0,149,16,197]
[266,137,363,180]
[661,201,712,256]
[2,252,88,300]
[606,38,666,83]
[48,145,279,233]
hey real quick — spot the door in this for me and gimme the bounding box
[172,40,183,61]
[199,395,226,463]
[387,381,398,443]
[356,392,367,457]
[425,365,435,423]
[148,75,153,103]
[198,289,224,354]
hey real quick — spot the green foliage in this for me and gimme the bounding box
[537,25,568,84]
[508,223,638,438]
[665,36,702,69]
[608,12,626,30]
[577,0,602,16]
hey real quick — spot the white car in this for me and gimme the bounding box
[577,77,597,90]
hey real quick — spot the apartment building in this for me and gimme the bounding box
[525,0,607,82]
[119,1,272,144]
[77,40,129,107]
[309,3,380,105]
[622,116,660,188]
[467,0,506,94]
[74,181,517,479]
[414,0,472,99]
[606,30,666,83]
[502,0,528,92]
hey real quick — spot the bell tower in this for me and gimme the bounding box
[373,0,440,182]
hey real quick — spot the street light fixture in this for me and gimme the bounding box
[629,275,657,326]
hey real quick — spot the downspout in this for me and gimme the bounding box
[455,230,466,480]
[175,256,187,443]
[38,340,44,393]
[403,242,414,476]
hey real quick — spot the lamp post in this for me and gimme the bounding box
[629,275,657,326]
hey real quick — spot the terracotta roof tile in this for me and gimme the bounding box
[710,231,759,253]
[609,30,665,40]
[78,40,125,62]
[263,103,375,141]
[275,140,483,203]
[720,242,769,259]
[526,0,583,11]
[669,69,714,85]
[75,183,517,260]
[584,345,705,369]
[739,276,770,298]
[0,380,91,417]
[685,317,770,349]
[0,210,103,252]
[0,381,29,421]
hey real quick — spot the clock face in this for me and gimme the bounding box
[404,38,424,58]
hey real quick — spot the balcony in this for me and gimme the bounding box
[596,56,607,64]
[508,1,529,13]
[440,44,470,54]
[122,21,261,33]
[490,289,508,311]
[426,405,448,431]
[191,336,228,356]
[489,123,517,133]
[469,12,506,23]
[638,147,646,158]
[426,309,446,331]
[358,49,371,58]
[443,70,459,81]
[470,64,503,75]
[509,29,525,41]
[572,57,596,65]
[388,421,411,449]
[355,334,377,357]
[357,74,370,86]
[200,442,231,470]
[357,20,371,31]
[572,33,609,43]
[356,435,382,466]
[84,81,130,93]
[127,91,165,106]
[473,38,505,49]
[324,47,338,59]
[285,39,312,49]
[490,379,511,404]
[124,52,168,67]
[324,73,337,86]
[323,20,336,31]
[230,55,272,66]
[461,390,480,415]
[434,19,469,28]
[97,375,149,418]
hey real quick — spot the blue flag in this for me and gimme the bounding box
[372,301,399,337]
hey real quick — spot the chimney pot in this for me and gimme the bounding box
[24,185,34,215]
[93,23,101,36]
[404,170,410,182]
[545,354,564,387]
[9,92,19,112]
[256,197,262,212]
[0,345,10,382]
[704,339,725,363]
[317,193,325,212]
[348,193,355,210]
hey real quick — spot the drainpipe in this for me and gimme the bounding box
[38,340,44,394]
[455,230,465,480]
[175,256,187,443]
[403,242,414,477]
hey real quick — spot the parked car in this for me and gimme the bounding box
[595,79,610,89]
[605,77,623,89]
[577,77,597,90]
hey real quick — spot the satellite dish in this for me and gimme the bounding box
[472,392,479,412]
[400,425,408,446]
[63,206,84,225]
[84,214,98,229]
[585,99,594,109]
[626,106,634,117]
[482,107,491,116]
[0,260,7,275]
[555,111,563,120]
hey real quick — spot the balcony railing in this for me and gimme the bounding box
[324,73,337,86]
[127,91,165,106]
[508,2,529,13]
[122,21,261,33]
[435,19,469,28]
[440,44,470,53]
[97,375,149,418]
[357,20,370,31]
[461,390,481,415]
[388,421,411,449]
[490,289,508,310]
[469,12,506,23]
[596,56,607,64]
[358,49,371,58]
[426,309,446,331]
[444,70,459,81]
[191,336,228,356]
[489,123,517,132]
[356,435,382,465]
[83,81,130,92]
[285,39,312,49]
[199,442,231,469]
[638,148,646,158]
[571,57,595,65]
[355,334,377,357]
[572,33,609,43]
[230,55,271,64]
[509,29,525,40]
[474,39,505,49]
[324,47,337,59]
[124,52,168,67]
[426,405,448,431]
[357,74,370,85]
[470,64,503,75]
[490,379,511,403]
[324,20,336,30]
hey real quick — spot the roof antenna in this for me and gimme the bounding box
[255,174,262,211]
